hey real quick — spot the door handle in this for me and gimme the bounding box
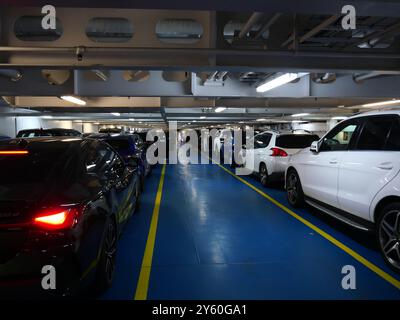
[329,159,338,164]
[377,162,393,170]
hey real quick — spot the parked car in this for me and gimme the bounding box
[242,131,319,185]
[0,137,142,296]
[136,131,155,150]
[98,128,123,134]
[285,110,400,272]
[89,133,151,187]
[16,128,81,138]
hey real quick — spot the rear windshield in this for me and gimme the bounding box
[276,134,319,149]
[105,139,130,151]
[0,143,81,201]
[18,131,52,138]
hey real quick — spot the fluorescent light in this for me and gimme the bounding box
[332,116,348,120]
[256,118,267,122]
[111,112,121,116]
[256,73,308,93]
[41,115,53,119]
[362,99,400,108]
[200,116,206,119]
[292,120,306,123]
[192,120,197,122]
[238,121,245,124]
[60,95,86,106]
[291,113,310,117]
[215,107,226,113]
[129,118,135,121]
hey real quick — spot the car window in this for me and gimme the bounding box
[105,139,130,152]
[320,120,360,152]
[276,134,320,149]
[385,117,400,151]
[254,133,272,149]
[355,116,394,151]
[85,142,115,176]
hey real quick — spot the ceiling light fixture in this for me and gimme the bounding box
[200,116,206,119]
[332,116,348,120]
[60,95,86,106]
[111,112,121,116]
[215,107,226,113]
[291,113,310,117]
[256,73,308,93]
[256,118,267,122]
[361,99,400,108]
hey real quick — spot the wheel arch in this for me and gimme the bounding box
[373,196,400,223]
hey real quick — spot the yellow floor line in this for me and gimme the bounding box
[214,162,400,290]
[134,163,166,300]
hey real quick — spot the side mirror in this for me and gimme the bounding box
[310,140,319,153]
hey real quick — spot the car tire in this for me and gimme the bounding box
[259,163,270,187]
[286,169,304,208]
[93,218,117,293]
[376,202,400,273]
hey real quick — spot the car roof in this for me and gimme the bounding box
[0,137,85,149]
[348,109,400,119]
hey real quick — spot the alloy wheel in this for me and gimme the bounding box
[379,210,400,271]
[287,173,298,204]
[104,222,117,283]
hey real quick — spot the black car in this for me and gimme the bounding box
[89,133,151,180]
[16,128,82,138]
[0,137,141,297]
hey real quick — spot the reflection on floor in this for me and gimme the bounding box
[102,163,400,300]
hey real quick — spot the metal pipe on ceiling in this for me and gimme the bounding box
[288,15,341,49]
[0,69,23,81]
[92,69,109,81]
[345,20,400,49]
[254,13,282,39]
[353,71,385,82]
[238,12,264,39]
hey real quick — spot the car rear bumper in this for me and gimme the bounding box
[0,243,82,298]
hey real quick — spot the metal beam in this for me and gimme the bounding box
[287,15,341,49]
[254,13,282,39]
[2,47,400,71]
[238,12,264,39]
[4,1,400,18]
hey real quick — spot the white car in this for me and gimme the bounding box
[243,131,319,185]
[285,110,400,272]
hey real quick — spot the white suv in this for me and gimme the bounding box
[285,110,400,272]
[243,131,319,185]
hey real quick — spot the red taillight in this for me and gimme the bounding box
[33,208,79,230]
[270,147,288,157]
[0,150,28,155]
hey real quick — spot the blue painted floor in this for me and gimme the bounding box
[102,162,400,300]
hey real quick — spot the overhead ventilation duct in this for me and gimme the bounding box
[311,73,336,84]
[0,69,23,82]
